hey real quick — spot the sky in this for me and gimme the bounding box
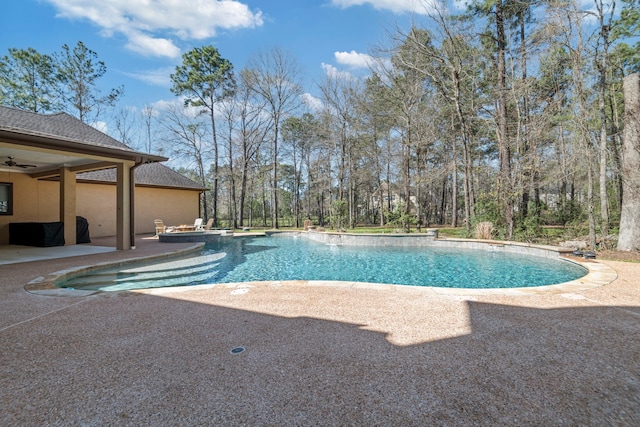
[0,0,443,122]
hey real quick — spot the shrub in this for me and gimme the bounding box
[474,221,494,240]
[384,201,416,233]
[329,200,348,231]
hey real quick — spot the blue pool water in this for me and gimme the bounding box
[59,235,588,292]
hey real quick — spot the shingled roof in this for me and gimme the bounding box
[1,106,202,190]
[78,162,205,190]
[0,106,147,155]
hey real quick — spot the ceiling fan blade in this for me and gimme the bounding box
[3,157,37,168]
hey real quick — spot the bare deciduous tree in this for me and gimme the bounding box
[244,47,303,228]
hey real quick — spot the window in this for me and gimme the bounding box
[0,183,13,215]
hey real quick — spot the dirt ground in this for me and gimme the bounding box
[597,249,640,263]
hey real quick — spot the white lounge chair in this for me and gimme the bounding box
[154,219,174,236]
[154,219,166,237]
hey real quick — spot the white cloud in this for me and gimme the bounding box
[140,104,161,118]
[123,67,175,87]
[321,63,353,80]
[151,97,203,119]
[322,51,378,83]
[124,32,181,58]
[301,93,324,112]
[335,50,374,69]
[330,0,435,15]
[45,0,263,58]
[91,121,109,133]
[151,97,185,112]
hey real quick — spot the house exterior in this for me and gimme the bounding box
[74,163,204,238]
[0,106,204,249]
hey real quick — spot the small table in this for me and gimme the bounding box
[173,225,196,232]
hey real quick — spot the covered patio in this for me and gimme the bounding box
[0,106,166,250]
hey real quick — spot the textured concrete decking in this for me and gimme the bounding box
[1,235,639,425]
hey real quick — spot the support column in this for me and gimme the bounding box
[130,165,136,249]
[60,167,76,246]
[116,162,133,250]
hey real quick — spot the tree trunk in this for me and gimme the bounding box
[305,150,312,221]
[339,123,347,202]
[495,0,514,239]
[598,23,610,244]
[210,109,218,227]
[588,160,597,250]
[226,123,237,229]
[262,177,268,227]
[618,73,640,251]
[386,141,392,214]
[416,150,423,229]
[559,124,568,222]
[403,130,412,232]
[441,174,448,226]
[348,140,355,228]
[452,75,472,232]
[248,185,254,227]
[519,11,531,221]
[374,138,385,227]
[239,160,248,228]
[451,117,458,228]
[609,95,624,210]
[272,126,279,229]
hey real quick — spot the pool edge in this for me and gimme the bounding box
[24,242,205,296]
[132,254,617,298]
[24,237,618,297]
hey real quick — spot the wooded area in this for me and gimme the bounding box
[2,0,639,250]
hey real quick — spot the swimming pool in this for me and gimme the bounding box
[59,235,588,292]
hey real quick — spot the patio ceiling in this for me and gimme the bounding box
[0,143,103,176]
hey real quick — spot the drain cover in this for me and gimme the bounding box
[231,288,248,295]
[230,346,245,354]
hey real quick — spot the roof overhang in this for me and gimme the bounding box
[0,129,167,178]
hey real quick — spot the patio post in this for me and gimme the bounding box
[116,161,134,250]
[59,167,76,246]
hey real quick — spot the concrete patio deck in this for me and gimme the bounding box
[1,235,638,425]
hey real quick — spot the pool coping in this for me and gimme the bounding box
[24,242,206,297]
[134,255,616,297]
[23,235,618,297]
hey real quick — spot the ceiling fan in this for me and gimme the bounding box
[4,156,37,168]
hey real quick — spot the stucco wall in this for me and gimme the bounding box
[0,172,59,223]
[0,171,200,244]
[0,173,58,244]
[75,183,201,237]
[132,185,201,235]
